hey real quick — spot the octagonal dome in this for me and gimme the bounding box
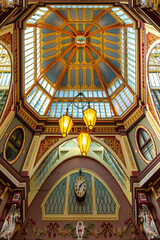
[23,4,137,119]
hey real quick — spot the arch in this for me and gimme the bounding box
[146,39,160,125]
[28,138,131,206]
[31,134,129,178]
[0,41,13,122]
[41,168,120,221]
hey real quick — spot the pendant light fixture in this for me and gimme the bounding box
[77,131,91,156]
[83,104,97,130]
[59,92,96,156]
[59,112,73,137]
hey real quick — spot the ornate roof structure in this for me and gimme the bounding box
[22,4,138,121]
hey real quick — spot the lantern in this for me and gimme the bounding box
[77,132,91,156]
[83,107,97,130]
[59,115,73,137]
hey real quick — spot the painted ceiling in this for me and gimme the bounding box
[24,4,136,119]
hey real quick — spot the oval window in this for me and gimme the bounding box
[137,128,155,162]
[5,128,24,163]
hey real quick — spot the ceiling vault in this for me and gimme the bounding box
[86,43,135,95]
[47,7,77,36]
[84,46,117,116]
[23,5,137,119]
[26,23,76,38]
[84,7,112,36]
[26,43,75,96]
[44,46,78,115]
[86,23,133,38]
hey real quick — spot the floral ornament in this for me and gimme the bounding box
[35,137,59,165]
[22,216,60,240]
[101,223,113,238]
[63,222,77,238]
[22,216,139,239]
[83,222,95,238]
[103,137,125,165]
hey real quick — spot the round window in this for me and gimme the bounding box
[4,127,24,163]
[137,127,156,162]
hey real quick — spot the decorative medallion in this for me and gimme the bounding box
[103,137,126,166]
[0,33,12,50]
[147,32,160,51]
[34,136,59,165]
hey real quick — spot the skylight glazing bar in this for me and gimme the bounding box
[27,87,37,103]
[112,98,122,115]
[36,27,41,77]
[24,27,35,93]
[126,27,136,92]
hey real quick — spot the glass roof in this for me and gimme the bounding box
[148,43,160,114]
[23,4,137,119]
[0,45,11,114]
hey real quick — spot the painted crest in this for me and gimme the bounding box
[76,221,85,240]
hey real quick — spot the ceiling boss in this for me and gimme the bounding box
[75,36,86,47]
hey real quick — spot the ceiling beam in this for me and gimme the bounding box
[26,23,76,38]
[86,23,133,38]
[84,7,112,36]
[87,43,134,95]
[84,46,117,116]
[26,43,75,96]
[44,46,78,115]
[37,43,75,82]
[47,7,77,36]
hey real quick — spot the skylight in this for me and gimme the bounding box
[23,4,136,118]
[0,45,11,114]
[148,43,160,113]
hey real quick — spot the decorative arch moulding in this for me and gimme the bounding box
[29,138,130,202]
[41,169,120,221]
[147,89,160,126]
[147,40,160,125]
[0,88,13,126]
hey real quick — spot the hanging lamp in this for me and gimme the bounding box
[77,131,91,156]
[59,113,73,137]
[83,104,97,130]
[59,92,96,155]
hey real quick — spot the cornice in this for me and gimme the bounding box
[0,156,30,192]
[130,153,160,190]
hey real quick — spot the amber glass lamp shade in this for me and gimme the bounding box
[77,132,91,156]
[59,115,73,137]
[83,107,97,130]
